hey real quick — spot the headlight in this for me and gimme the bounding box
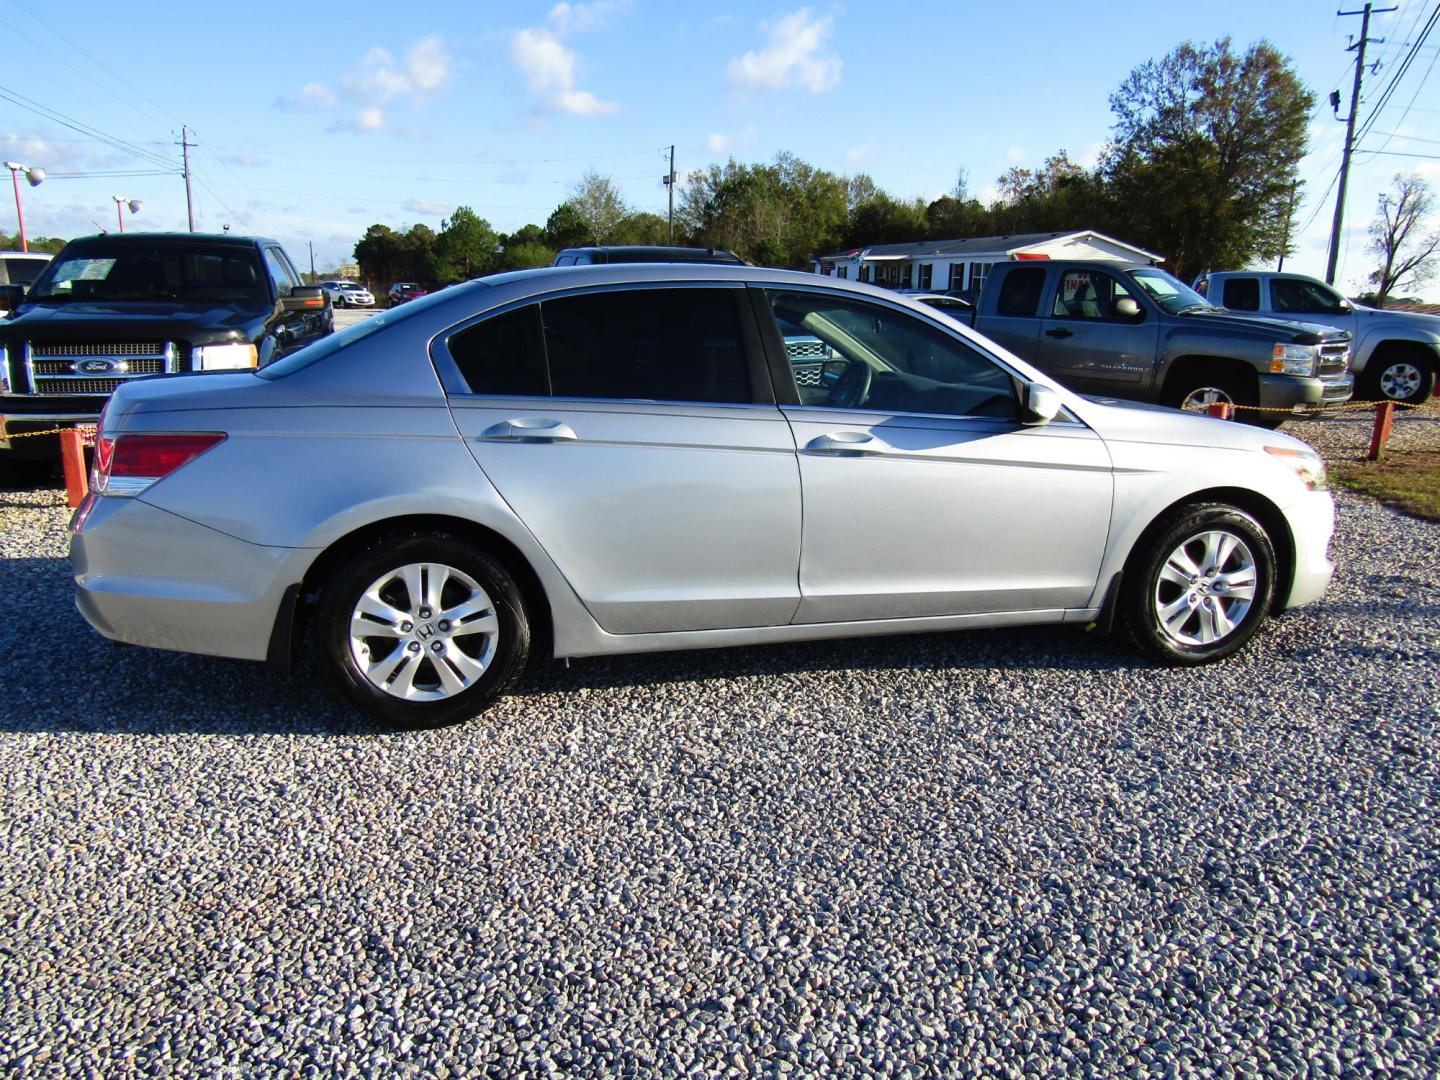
[1265,445,1328,491]
[1271,343,1317,377]
[193,343,258,371]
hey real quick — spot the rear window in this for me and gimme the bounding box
[446,287,752,404]
[4,256,50,285]
[1222,278,1260,311]
[995,267,1047,317]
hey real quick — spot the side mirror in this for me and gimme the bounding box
[282,284,326,312]
[1113,297,1144,321]
[0,283,26,313]
[1337,298,1352,312]
[1021,381,1063,426]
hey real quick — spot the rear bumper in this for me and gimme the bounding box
[71,494,309,661]
[1279,489,1336,609]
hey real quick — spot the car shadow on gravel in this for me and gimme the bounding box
[509,623,1142,699]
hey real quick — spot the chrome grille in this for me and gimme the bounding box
[18,341,176,396]
[785,339,831,360]
[35,377,129,395]
[30,342,166,357]
[32,358,166,376]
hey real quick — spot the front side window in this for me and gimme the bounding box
[1222,278,1261,311]
[1052,269,1136,320]
[542,288,750,404]
[1271,277,1347,315]
[765,289,1018,419]
[264,248,297,294]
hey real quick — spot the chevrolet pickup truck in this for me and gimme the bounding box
[0,232,331,463]
[1193,270,1438,405]
[961,260,1353,427]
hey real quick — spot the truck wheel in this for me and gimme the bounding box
[1363,349,1435,405]
[317,532,531,729]
[1121,502,1277,666]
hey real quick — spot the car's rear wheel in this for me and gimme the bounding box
[1121,503,1277,666]
[317,533,531,728]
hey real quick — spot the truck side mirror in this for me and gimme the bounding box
[1113,297,1144,321]
[282,285,326,312]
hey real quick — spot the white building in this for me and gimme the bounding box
[812,230,1163,296]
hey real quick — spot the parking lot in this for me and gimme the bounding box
[1,410,1438,1075]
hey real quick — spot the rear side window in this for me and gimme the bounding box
[448,304,549,395]
[995,267,1047,317]
[541,288,750,403]
[1222,278,1260,311]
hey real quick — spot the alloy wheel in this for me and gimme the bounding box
[348,562,500,700]
[1153,529,1257,646]
[1179,386,1235,412]
[1378,361,1422,401]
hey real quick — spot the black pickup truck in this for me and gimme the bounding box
[0,232,331,461]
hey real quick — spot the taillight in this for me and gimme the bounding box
[92,433,226,497]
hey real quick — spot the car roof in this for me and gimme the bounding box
[0,250,52,258]
[58,232,280,248]
[558,245,744,264]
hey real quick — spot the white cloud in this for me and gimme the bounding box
[403,199,451,216]
[223,152,269,167]
[708,126,759,154]
[3,132,123,172]
[281,37,453,133]
[728,9,841,94]
[1006,147,1026,163]
[547,0,629,35]
[511,26,618,116]
[844,145,870,165]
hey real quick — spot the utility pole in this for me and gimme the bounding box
[180,126,196,232]
[663,145,676,244]
[308,240,316,281]
[1326,3,1395,284]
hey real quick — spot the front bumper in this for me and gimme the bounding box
[1256,373,1354,413]
[71,494,310,661]
[340,294,375,306]
[1,408,101,456]
[1279,488,1336,609]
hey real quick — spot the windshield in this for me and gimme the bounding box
[340,282,366,290]
[28,243,268,305]
[1127,268,1213,314]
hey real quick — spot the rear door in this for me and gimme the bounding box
[1036,267,1159,393]
[442,284,802,635]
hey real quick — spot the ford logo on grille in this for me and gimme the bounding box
[75,359,117,375]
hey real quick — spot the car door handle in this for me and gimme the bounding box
[479,418,578,442]
[805,432,891,455]
[1045,328,1074,339]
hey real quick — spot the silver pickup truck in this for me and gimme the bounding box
[961,260,1353,427]
[1194,270,1439,405]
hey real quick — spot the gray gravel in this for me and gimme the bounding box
[1,478,1437,1077]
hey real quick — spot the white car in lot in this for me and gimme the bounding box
[320,280,375,308]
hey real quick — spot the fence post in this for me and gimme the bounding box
[60,428,89,508]
[1206,401,1234,420]
[1368,401,1396,462]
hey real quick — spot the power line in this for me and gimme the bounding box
[1354,1,1440,145]
[0,84,174,171]
[195,144,670,167]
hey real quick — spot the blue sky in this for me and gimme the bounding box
[3,0,1438,295]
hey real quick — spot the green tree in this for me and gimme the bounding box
[611,211,668,245]
[402,223,440,285]
[498,242,555,271]
[568,171,628,244]
[0,231,66,253]
[502,223,546,248]
[544,202,594,249]
[1105,37,1313,280]
[354,224,402,284]
[842,192,928,248]
[435,206,497,282]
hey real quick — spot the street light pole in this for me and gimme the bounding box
[4,161,46,252]
[112,196,142,233]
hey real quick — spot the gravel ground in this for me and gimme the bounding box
[2,473,1438,1076]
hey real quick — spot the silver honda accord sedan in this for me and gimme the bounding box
[70,264,1335,728]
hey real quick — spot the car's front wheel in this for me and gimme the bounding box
[317,533,531,728]
[1121,503,1277,666]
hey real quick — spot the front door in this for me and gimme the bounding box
[443,285,802,635]
[1036,267,1159,394]
[757,287,1113,624]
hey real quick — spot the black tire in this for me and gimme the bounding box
[1361,349,1435,405]
[316,532,531,729]
[1120,502,1277,666]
